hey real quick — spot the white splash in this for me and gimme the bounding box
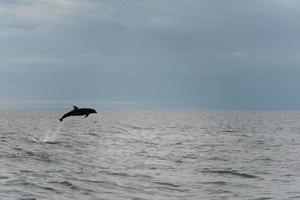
[40,122,63,143]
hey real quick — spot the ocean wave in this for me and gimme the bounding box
[202,169,258,179]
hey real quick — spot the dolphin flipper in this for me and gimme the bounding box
[85,114,89,118]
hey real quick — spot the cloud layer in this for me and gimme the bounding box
[0,0,300,109]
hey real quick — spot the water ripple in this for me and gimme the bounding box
[0,111,299,200]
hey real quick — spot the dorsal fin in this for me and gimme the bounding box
[73,106,79,110]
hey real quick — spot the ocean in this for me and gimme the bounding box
[0,111,299,200]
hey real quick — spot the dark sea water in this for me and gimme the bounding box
[0,111,300,200]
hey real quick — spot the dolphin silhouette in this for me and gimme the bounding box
[59,106,97,122]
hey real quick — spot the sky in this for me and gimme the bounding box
[0,0,300,110]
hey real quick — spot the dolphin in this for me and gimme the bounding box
[59,106,97,122]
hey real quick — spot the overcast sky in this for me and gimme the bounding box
[0,0,300,109]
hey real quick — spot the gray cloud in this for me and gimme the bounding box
[0,0,300,109]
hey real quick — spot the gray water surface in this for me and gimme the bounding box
[0,111,299,200]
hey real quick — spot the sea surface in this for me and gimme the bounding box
[0,111,299,200]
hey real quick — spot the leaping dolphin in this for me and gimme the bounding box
[59,106,97,122]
